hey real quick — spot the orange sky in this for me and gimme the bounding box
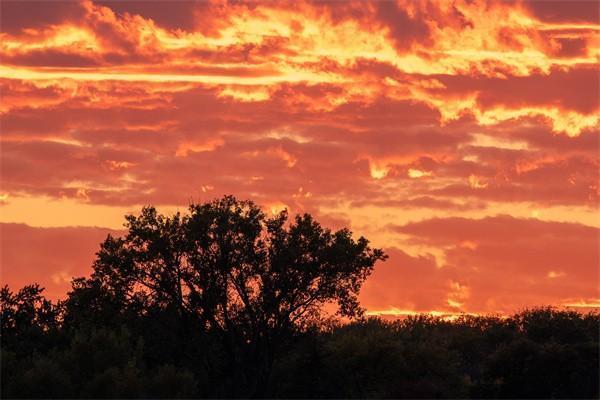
[1,0,599,315]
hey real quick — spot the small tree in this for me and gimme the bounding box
[1,284,61,346]
[83,195,386,396]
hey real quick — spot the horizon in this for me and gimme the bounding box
[1,0,599,317]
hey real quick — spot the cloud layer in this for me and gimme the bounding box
[1,0,598,314]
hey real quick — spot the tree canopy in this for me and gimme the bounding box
[90,195,385,325]
[63,196,385,395]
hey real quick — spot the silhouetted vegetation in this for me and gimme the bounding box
[1,197,598,398]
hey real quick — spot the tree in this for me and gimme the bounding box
[1,284,61,350]
[83,195,387,396]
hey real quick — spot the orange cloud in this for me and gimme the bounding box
[1,223,122,299]
[361,216,599,314]
[1,0,598,315]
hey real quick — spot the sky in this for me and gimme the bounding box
[0,0,598,316]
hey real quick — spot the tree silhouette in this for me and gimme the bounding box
[2,196,598,399]
[1,284,61,351]
[78,195,386,395]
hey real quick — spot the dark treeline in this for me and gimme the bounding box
[1,196,598,398]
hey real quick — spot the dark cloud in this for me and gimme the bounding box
[0,1,86,34]
[521,0,600,24]
[429,66,600,114]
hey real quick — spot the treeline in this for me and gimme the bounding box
[2,284,598,398]
[1,197,598,398]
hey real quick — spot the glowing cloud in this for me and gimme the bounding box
[1,0,598,315]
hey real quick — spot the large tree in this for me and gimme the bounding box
[79,195,386,396]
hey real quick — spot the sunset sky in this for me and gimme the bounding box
[1,0,598,316]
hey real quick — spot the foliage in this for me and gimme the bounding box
[2,289,598,398]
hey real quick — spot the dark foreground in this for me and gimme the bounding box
[2,197,598,398]
[2,285,598,398]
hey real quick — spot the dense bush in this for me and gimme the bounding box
[2,284,597,398]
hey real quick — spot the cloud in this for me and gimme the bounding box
[0,223,122,299]
[382,216,599,312]
[428,66,599,115]
[360,247,451,312]
[1,78,597,212]
[1,0,598,314]
[521,0,600,24]
[0,1,87,34]
[93,0,201,32]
